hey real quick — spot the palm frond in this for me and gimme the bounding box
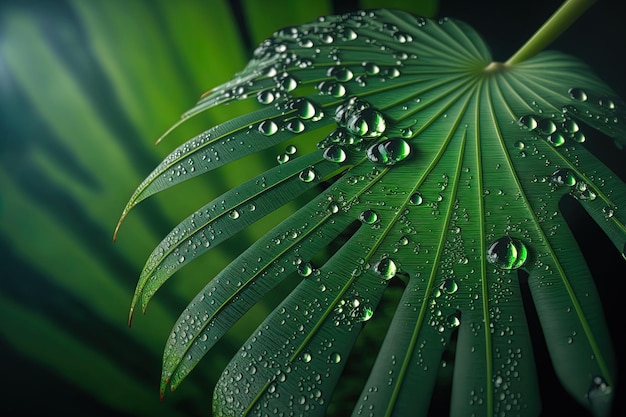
[119,9,623,417]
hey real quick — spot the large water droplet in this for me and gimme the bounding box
[258,120,278,136]
[366,138,412,166]
[359,209,379,224]
[298,262,313,277]
[346,108,387,138]
[409,192,423,205]
[257,90,275,104]
[374,258,397,280]
[323,145,347,163]
[568,88,588,102]
[299,167,317,183]
[292,98,319,120]
[327,66,353,82]
[487,236,528,270]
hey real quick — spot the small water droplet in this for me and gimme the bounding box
[587,376,612,416]
[229,209,240,220]
[366,138,412,166]
[487,236,528,270]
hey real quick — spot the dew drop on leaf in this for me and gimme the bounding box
[228,209,240,220]
[329,352,341,364]
[322,145,347,163]
[568,87,588,102]
[286,120,305,133]
[374,258,397,280]
[551,168,578,186]
[587,376,612,415]
[440,278,458,294]
[257,90,275,104]
[409,191,423,205]
[366,138,412,166]
[299,167,316,183]
[362,62,380,75]
[487,237,528,270]
[327,66,353,82]
[258,120,279,136]
[359,209,379,224]
[346,107,387,138]
[518,115,538,131]
[297,262,313,277]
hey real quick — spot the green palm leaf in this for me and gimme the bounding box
[119,7,622,417]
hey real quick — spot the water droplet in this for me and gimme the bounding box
[286,120,305,133]
[362,62,380,75]
[409,192,423,205]
[374,258,397,280]
[258,120,278,136]
[299,167,316,183]
[297,262,313,277]
[346,108,387,138]
[359,209,379,224]
[302,352,312,363]
[285,145,297,155]
[518,115,538,131]
[547,132,566,147]
[329,352,341,364]
[327,66,353,82]
[568,88,588,102]
[358,306,374,322]
[322,145,347,163]
[536,118,557,135]
[447,312,461,328]
[292,98,319,120]
[551,168,577,186]
[440,278,458,294]
[229,209,240,220]
[587,376,612,416]
[257,90,275,104]
[487,236,528,270]
[277,153,290,164]
[317,81,346,98]
[366,138,412,166]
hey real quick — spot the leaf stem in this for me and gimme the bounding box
[505,0,598,66]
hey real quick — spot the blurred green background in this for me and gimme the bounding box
[0,1,623,416]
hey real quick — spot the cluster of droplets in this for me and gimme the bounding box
[549,167,598,201]
[517,113,585,148]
